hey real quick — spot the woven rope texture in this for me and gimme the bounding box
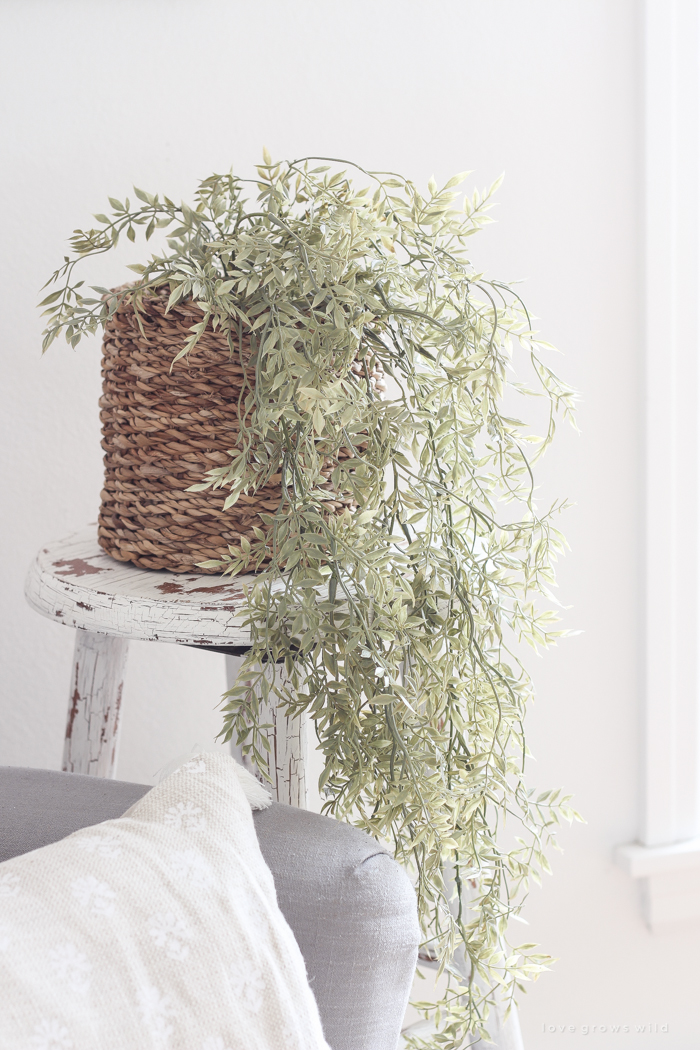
[98,289,383,574]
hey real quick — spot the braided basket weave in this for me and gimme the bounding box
[98,288,382,574]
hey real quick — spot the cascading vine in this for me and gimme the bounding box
[41,152,580,1047]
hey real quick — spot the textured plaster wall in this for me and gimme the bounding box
[0,1,696,1046]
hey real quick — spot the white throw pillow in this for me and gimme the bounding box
[0,752,330,1050]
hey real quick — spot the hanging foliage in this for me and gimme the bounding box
[41,153,580,1047]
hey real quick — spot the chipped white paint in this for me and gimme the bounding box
[26,527,308,804]
[64,630,129,778]
[24,526,275,647]
[225,654,308,807]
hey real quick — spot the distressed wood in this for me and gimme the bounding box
[24,526,277,647]
[63,630,129,777]
[25,527,308,799]
[226,653,307,807]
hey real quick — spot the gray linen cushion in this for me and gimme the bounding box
[0,767,419,1050]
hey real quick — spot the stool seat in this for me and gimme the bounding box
[24,525,266,648]
[23,527,306,803]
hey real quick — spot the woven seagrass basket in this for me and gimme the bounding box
[97,288,383,574]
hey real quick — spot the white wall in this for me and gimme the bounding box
[1,1,696,1046]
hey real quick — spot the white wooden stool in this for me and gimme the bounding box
[24,526,306,805]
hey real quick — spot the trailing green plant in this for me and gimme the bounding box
[41,152,579,1047]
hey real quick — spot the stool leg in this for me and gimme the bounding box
[225,654,308,808]
[63,630,129,778]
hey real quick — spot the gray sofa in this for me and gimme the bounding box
[0,767,420,1050]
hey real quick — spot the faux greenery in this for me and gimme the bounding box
[41,152,579,1047]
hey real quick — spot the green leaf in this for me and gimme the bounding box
[38,290,62,307]
[445,170,471,189]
